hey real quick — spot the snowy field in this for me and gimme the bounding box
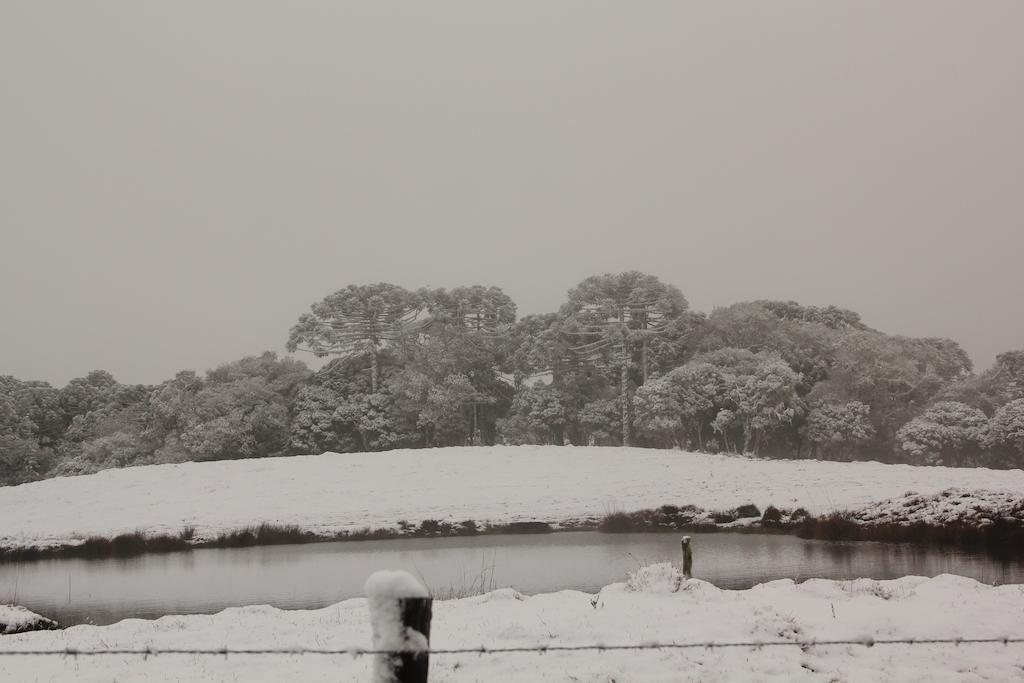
[1,573,1023,682]
[2,446,1024,549]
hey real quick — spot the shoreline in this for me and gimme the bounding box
[3,502,1021,564]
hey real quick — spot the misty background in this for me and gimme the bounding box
[2,1,1022,386]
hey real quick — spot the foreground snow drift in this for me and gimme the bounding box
[1,574,1022,681]
[2,446,1024,549]
[0,605,57,635]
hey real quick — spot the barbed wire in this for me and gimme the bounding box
[0,636,1022,657]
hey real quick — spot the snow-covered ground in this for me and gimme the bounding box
[0,605,56,635]
[852,488,1024,526]
[1,573,1022,682]
[2,446,1024,549]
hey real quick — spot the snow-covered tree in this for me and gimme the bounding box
[388,317,510,447]
[173,353,308,461]
[0,434,51,485]
[668,362,728,449]
[710,409,738,453]
[180,383,291,461]
[692,349,803,455]
[0,391,52,484]
[896,401,989,466]
[757,300,867,331]
[57,370,120,419]
[985,398,1024,467]
[287,384,354,454]
[803,401,874,460]
[422,285,516,333]
[497,386,569,445]
[505,314,610,444]
[810,331,972,455]
[578,397,623,446]
[633,361,727,449]
[726,357,803,454]
[632,376,686,448]
[1,379,64,448]
[287,283,426,392]
[560,271,689,446]
[68,432,145,474]
[417,374,488,445]
[0,392,33,441]
[697,302,838,393]
[936,348,1024,417]
[991,351,1024,402]
[333,391,415,452]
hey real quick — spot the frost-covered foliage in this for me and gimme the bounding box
[803,401,875,460]
[632,376,687,447]
[937,350,1024,417]
[0,353,310,484]
[724,356,803,454]
[334,392,416,452]
[0,391,47,484]
[3,275,1022,486]
[578,397,623,446]
[986,399,1024,467]
[497,386,568,445]
[632,350,804,456]
[700,302,838,392]
[559,271,691,446]
[62,432,144,474]
[757,299,867,330]
[175,354,308,461]
[416,375,485,444]
[689,349,804,455]
[0,433,51,485]
[287,385,354,453]
[286,283,425,394]
[625,562,685,593]
[896,401,990,466]
[633,362,724,449]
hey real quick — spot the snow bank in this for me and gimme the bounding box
[852,488,1024,527]
[1,446,1023,549]
[0,605,57,635]
[1,574,1022,681]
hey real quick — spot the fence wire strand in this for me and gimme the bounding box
[0,636,1022,657]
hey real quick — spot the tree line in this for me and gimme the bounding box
[2,272,1022,485]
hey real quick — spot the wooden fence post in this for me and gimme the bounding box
[681,536,693,579]
[365,570,433,683]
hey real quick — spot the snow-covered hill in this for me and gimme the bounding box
[2,446,1023,549]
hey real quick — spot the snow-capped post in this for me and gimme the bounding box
[365,570,433,683]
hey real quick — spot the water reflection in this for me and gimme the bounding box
[1,532,1021,626]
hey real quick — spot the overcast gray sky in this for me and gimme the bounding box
[2,1,1022,386]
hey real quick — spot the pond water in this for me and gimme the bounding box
[2,531,1022,626]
